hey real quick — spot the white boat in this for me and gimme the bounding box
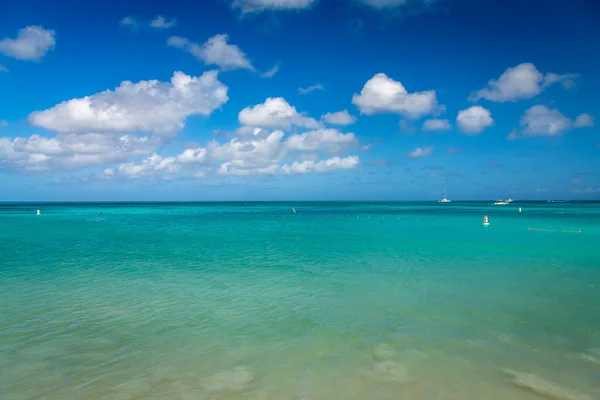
[506,198,513,203]
[493,199,509,205]
[439,188,451,203]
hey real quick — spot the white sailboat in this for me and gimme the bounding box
[439,188,451,203]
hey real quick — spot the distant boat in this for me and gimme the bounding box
[493,199,509,205]
[506,198,513,203]
[439,188,451,203]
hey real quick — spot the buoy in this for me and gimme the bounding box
[36,209,40,215]
[292,208,296,214]
[518,207,522,213]
[483,215,489,226]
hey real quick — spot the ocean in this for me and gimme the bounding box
[1,201,599,399]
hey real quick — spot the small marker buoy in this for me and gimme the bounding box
[36,209,40,215]
[483,215,489,226]
[518,207,522,213]
[292,208,296,214]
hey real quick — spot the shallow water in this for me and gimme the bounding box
[1,201,600,399]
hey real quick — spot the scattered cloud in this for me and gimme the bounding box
[574,113,594,128]
[29,70,228,136]
[322,110,357,125]
[0,64,8,73]
[407,146,433,158]
[285,128,359,154]
[0,26,56,61]
[422,119,451,132]
[105,153,179,180]
[574,187,600,193]
[238,97,321,130]
[298,83,324,94]
[149,15,177,29]
[352,73,440,119]
[469,63,578,103]
[0,133,154,173]
[535,188,548,193]
[281,156,359,174]
[168,34,254,71]
[518,105,591,137]
[260,65,279,78]
[456,106,494,135]
[231,0,317,14]
[120,17,139,32]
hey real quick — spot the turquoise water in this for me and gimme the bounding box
[1,201,600,399]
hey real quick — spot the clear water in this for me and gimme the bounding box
[1,202,599,399]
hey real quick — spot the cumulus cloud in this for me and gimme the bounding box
[281,156,359,174]
[352,73,440,119]
[104,153,179,180]
[0,133,154,173]
[285,129,359,154]
[168,34,253,71]
[518,105,592,137]
[149,15,177,28]
[0,26,56,61]
[260,65,279,78]
[407,146,433,158]
[29,70,228,136]
[238,97,321,129]
[322,110,357,125]
[456,106,493,135]
[469,63,578,103]
[298,83,324,94]
[574,113,595,128]
[422,119,451,132]
[356,0,433,8]
[231,0,317,14]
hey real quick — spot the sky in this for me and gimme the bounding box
[0,0,599,201]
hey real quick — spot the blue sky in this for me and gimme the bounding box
[0,0,599,201]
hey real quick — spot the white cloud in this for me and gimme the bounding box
[0,133,154,173]
[574,113,594,128]
[0,64,8,73]
[260,65,279,78]
[506,128,519,141]
[29,70,228,136]
[322,110,357,125]
[469,63,578,102]
[0,26,56,61]
[149,15,177,29]
[456,106,494,135]
[422,119,451,132]
[231,0,317,14]
[285,129,359,154]
[407,146,433,158]
[238,97,321,130]
[520,105,590,137]
[352,73,439,119]
[168,34,253,71]
[281,156,359,174]
[298,84,324,94]
[105,153,179,179]
[176,148,207,164]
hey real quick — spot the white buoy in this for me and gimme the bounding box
[483,215,489,226]
[292,208,296,214]
[518,207,522,213]
[36,209,40,215]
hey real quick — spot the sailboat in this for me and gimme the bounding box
[439,188,451,203]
